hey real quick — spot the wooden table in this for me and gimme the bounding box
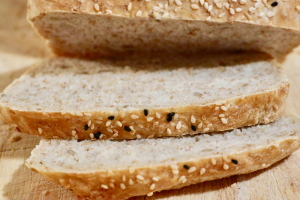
[1,0,300,199]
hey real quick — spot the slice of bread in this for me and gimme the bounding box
[25,117,300,200]
[27,0,300,61]
[0,53,289,139]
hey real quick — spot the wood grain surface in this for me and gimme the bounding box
[1,0,300,199]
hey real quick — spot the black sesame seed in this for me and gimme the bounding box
[231,159,238,164]
[108,116,114,120]
[170,112,175,116]
[144,109,149,116]
[191,125,196,131]
[124,126,131,132]
[84,125,89,130]
[183,165,190,170]
[94,131,102,139]
[271,1,278,7]
[167,112,175,122]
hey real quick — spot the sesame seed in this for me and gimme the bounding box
[216,3,223,8]
[129,168,135,174]
[206,16,211,20]
[203,127,210,132]
[249,7,256,13]
[84,125,89,130]
[94,132,102,139]
[120,183,126,189]
[167,128,172,135]
[75,112,83,116]
[115,121,122,127]
[172,170,179,174]
[90,123,95,130]
[129,126,135,130]
[88,120,92,126]
[236,8,243,12]
[207,124,213,127]
[136,175,144,180]
[262,163,267,168]
[200,168,206,175]
[174,114,178,120]
[297,6,300,12]
[220,106,227,111]
[159,3,163,7]
[271,1,278,7]
[71,130,76,136]
[108,116,114,120]
[101,184,108,189]
[137,124,144,128]
[232,0,237,2]
[198,123,203,128]
[124,126,131,132]
[152,177,159,181]
[129,179,134,185]
[107,128,113,133]
[167,112,175,122]
[38,128,43,134]
[266,11,275,17]
[153,6,161,11]
[153,121,159,126]
[174,7,181,12]
[191,4,199,9]
[97,116,103,120]
[155,112,161,119]
[208,5,213,11]
[230,8,235,15]
[144,109,149,116]
[89,133,94,139]
[183,164,190,169]
[175,0,182,6]
[176,121,182,130]
[191,125,196,131]
[224,3,230,9]
[100,134,104,139]
[122,175,126,182]
[109,182,115,188]
[147,117,154,122]
[231,159,238,164]
[84,113,92,117]
[239,0,247,4]
[164,2,169,9]
[188,166,196,173]
[127,2,132,11]
[136,134,142,139]
[200,0,205,5]
[223,164,229,170]
[221,118,228,124]
[136,10,142,17]
[112,133,118,137]
[254,2,261,8]
[147,192,153,196]
[171,164,178,170]
[215,107,219,110]
[145,0,151,2]
[211,158,217,165]
[150,183,156,190]
[106,9,112,14]
[179,176,186,183]
[94,3,100,12]
[131,115,139,119]
[204,2,209,9]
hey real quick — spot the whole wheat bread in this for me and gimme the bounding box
[25,117,300,200]
[27,0,300,61]
[0,53,289,139]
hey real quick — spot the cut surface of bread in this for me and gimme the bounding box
[0,54,289,139]
[25,117,300,200]
[27,0,300,61]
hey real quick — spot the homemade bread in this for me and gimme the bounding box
[27,0,300,61]
[25,117,300,200]
[0,54,289,139]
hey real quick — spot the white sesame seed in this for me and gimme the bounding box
[156,112,161,119]
[207,124,213,127]
[200,168,206,175]
[175,0,182,6]
[120,183,126,189]
[152,177,159,181]
[176,121,182,130]
[116,121,122,127]
[211,158,217,165]
[172,169,179,174]
[97,116,103,120]
[101,184,108,189]
[107,128,113,133]
[129,179,134,185]
[216,3,223,8]
[75,112,83,116]
[84,113,92,117]
[100,134,104,139]
[221,118,228,124]
[147,192,153,196]
[71,130,76,136]
[191,4,200,9]
[147,117,154,122]
[262,163,267,167]
[215,107,219,111]
[129,168,135,174]
[112,133,118,137]
[224,3,230,9]
[164,3,169,9]
[167,128,172,135]
[174,7,181,12]
[171,164,178,170]
[218,12,226,18]
[219,114,225,118]
[153,6,161,11]
[136,175,144,180]
[188,166,197,173]
[254,2,261,8]
[179,176,186,183]
[108,169,114,175]
[89,133,94,139]
[88,120,92,126]
[206,16,211,20]
[249,7,256,13]
[38,128,43,134]
[136,134,142,139]
[208,5,213,11]
[191,115,196,123]
[136,10,142,17]
[200,0,205,5]
[112,129,118,134]
[91,123,95,130]
[145,0,151,2]
[203,127,210,132]
[106,9,112,14]
[131,115,139,119]
[232,0,237,2]
[220,106,227,111]
[239,0,247,4]
[94,3,100,12]
[127,2,132,11]
[122,175,126,182]
[174,114,178,120]
[297,6,300,12]
[198,122,203,128]
[150,183,156,190]
[137,124,144,128]
[236,8,243,12]
[153,121,159,126]
[129,126,135,130]
[266,11,275,18]
[204,2,209,9]
[109,182,115,188]
[223,164,229,170]
[230,8,235,15]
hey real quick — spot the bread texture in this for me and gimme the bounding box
[25,117,300,200]
[0,53,289,140]
[27,0,300,61]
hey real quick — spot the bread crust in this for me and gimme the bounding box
[0,82,289,139]
[25,136,300,200]
[26,0,300,61]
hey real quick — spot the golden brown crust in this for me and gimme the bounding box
[0,82,289,140]
[26,137,300,200]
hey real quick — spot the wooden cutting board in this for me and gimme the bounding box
[1,0,300,199]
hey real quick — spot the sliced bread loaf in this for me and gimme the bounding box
[25,117,300,200]
[0,54,289,139]
[27,0,300,60]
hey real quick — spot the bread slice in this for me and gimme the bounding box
[0,53,289,139]
[27,0,300,61]
[25,117,300,200]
